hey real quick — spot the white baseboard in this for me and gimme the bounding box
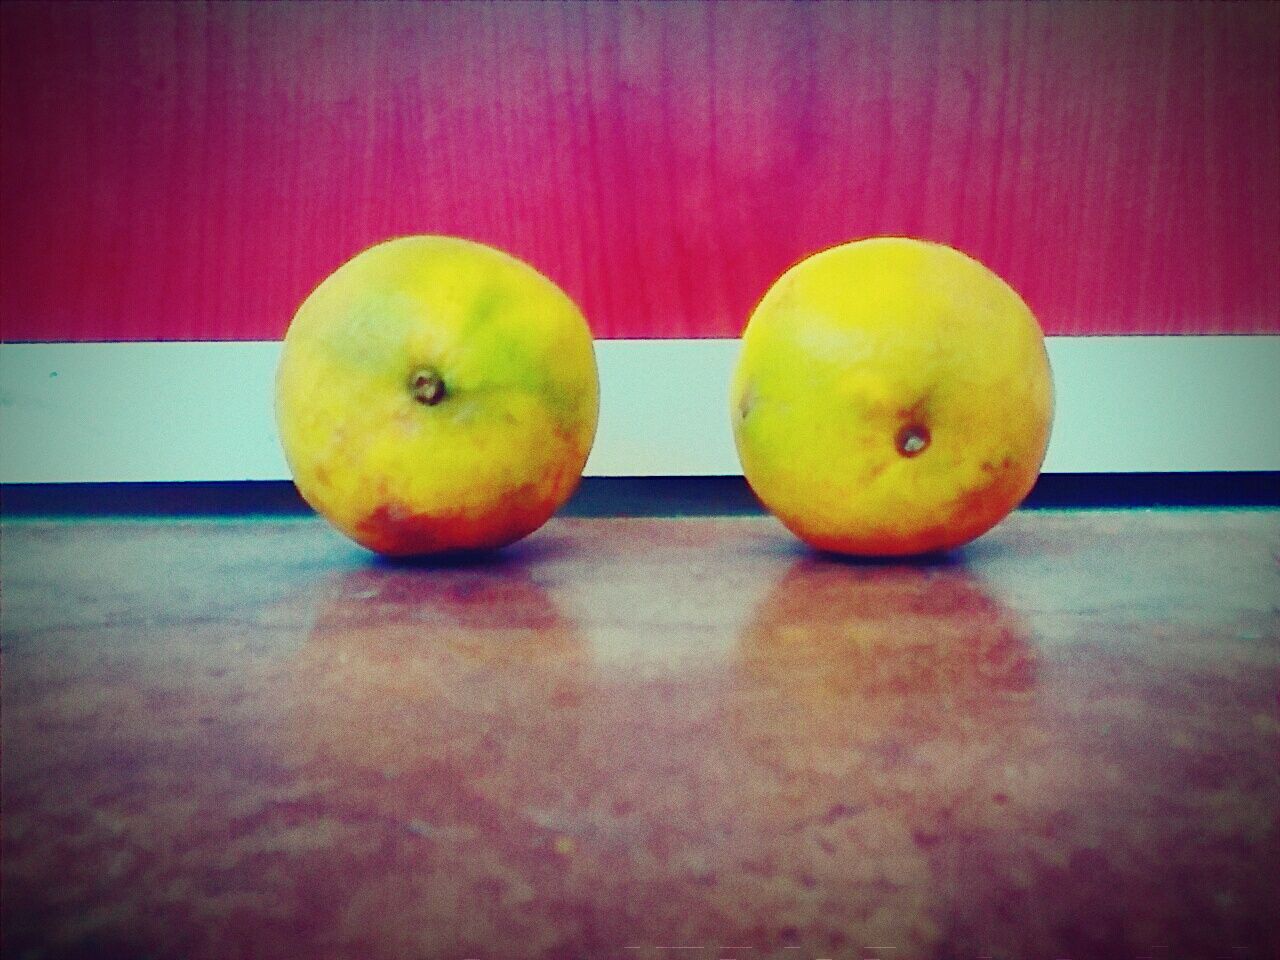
[1,337,1277,483]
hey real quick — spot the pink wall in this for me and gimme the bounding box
[2,1,1277,342]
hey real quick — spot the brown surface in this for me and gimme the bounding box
[2,512,1278,959]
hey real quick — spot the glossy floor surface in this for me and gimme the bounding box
[3,511,1278,960]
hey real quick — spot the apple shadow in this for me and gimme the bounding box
[364,528,572,570]
[777,534,1011,569]
[806,544,968,568]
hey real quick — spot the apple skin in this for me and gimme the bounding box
[275,235,599,556]
[730,237,1053,557]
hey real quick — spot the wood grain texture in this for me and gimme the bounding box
[2,1,1277,342]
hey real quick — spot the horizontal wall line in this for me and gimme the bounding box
[4,474,1278,519]
[1,337,1278,483]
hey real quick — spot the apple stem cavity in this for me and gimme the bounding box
[409,368,446,406]
[896,424,930,457]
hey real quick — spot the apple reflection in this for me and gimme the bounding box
[733,556,1037,768]
[718,557,1040,957]
[285,561,590,779]
[276,562,595,958]
[270,554,1048,958]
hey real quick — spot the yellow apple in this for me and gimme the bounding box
[730,237,1053,556]
[275,235,598,556]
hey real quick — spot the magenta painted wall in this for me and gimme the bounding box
[2,1,1277,342]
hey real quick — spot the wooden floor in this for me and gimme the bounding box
[2,511,1277,960]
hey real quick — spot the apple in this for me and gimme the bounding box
[730,237,1053,556]
[275,235,599,556]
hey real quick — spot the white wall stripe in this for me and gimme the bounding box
[1,337,1277,483]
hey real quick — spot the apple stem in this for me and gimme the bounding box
[897,424,930,457]
[409,368,446,406]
